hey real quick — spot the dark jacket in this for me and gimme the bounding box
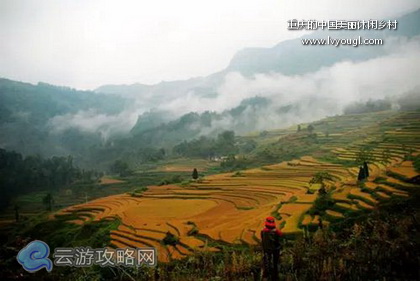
[261,227,283,252]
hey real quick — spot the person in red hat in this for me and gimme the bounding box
[261,216,283,281]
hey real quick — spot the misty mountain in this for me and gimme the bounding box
[127,92,418,150]
[95,74,222,110]
[130,97,272,145]
[226,9,420,76]
[0,78,130,158]
[1,9,419,169]
[89,9,420,147]
[95,9,420,101]
[128,96,333,148]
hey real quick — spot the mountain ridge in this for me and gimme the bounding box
[95,9,420,98]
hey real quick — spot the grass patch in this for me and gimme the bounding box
[12,214,121,249]
[231,171,245,177]
[186,221,199,236]
[128,186,148,197]
[308,193,335,216]
[260,167,272,171]
[288,196,298,203]
[271,202,283,220]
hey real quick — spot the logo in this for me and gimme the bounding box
[16,241,156,271]
[17,240,53,273]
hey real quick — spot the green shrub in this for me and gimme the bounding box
[308,193,335,216]
[162,232,179,246]
[159,174,185,185]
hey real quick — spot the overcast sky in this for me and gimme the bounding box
[0,0,419,90]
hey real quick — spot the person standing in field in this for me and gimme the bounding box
[261,216,283,281]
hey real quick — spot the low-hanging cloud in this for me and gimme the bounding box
[48,36,420,140]
[187,36,420,113]
[48,108,143,140]
[158,36,420,134]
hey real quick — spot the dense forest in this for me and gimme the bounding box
[0,149,97,210]
[173,130,237,158]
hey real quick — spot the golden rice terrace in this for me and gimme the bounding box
[54,111,420,262]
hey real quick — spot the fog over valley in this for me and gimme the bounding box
[50,32,420,140]
[0,3,419,168]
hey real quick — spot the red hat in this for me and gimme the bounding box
[265,216,276,228]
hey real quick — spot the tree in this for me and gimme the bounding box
[0,149,87,210]
[173,131,237,159]
[239,139,257,154]
[357,166,368,181]
[111,160,130,177]
[318,185,327,195]
[363,161,370,178]
[42,193,53,211]
[216,130,237,155]
[309,171,334,193]
[163,231,179,246]
[307,124,314,133]
[297,125,301,132]
[192,168,199,180]
[357,166,364,181]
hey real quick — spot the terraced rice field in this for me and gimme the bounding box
[54,111,420,262]
[55,156,353,261]
[153,158,218,172]
[330,112,420,165]
[388,161,418,179]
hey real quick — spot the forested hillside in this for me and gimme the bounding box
[0,149,98,210]
[0,79,129,160]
